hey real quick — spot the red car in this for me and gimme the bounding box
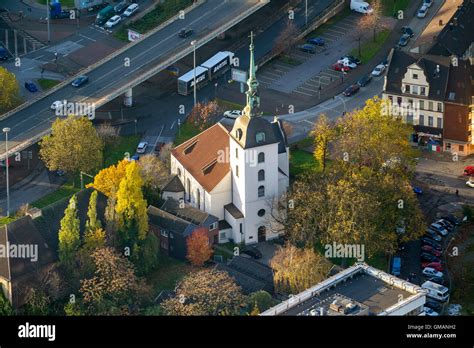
[332,63,350,72]
[464,166,474,176]
[422,262,444,271]
[421,245,442,257]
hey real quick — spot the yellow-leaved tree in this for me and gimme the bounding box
[87,159,130,198]
[0,66,21,113]
[311,113,335,173]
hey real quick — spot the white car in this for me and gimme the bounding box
[423,0,433,8]
[105,15,121,28]
[224,110,242,119]
[337,58,357,69]
[466,180,474,188]
[430,223,448,236]
[424,307,439,316]
[371,64,386,77]
[136,142,148,154]
[417,5,428,18]
[123,3,139,17]
[422,267,444,278]
[51,100,65,110]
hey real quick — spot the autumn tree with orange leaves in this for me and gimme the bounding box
[188,101,221,131]
[186,228,213,266]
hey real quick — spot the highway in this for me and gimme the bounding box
[0,0,266,159]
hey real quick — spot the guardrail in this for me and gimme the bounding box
[257,0,346,68]
[0,0,206,122]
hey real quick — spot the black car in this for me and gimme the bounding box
[421,237,442,250]
[437,219,454,230]
[425,276,447,286]
[340,55,361,65]
[241,247,262,259]
[343,84,360,96]
[357,74,372,87]
[179,28,193,38]
[71,75,89,88]
[420,252,440,263]
[0,47,8,61]
[298,44,316,54]
[441,214,461,226]
[114,0,129,13]
[425,299,442,311]
[401,26,415,38]
[398,34,410,47]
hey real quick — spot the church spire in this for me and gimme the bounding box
[243,31,260,118]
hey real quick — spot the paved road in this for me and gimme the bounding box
[0,0,264,159]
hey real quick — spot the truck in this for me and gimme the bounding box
[391,256,401,276]
[49,1,71,19]
[200,51,234,81]
[177,66,209,96]
[350,0,374,14]
[95,4,115,25]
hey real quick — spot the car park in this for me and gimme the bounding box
[114,0,129,14]
[24,81,38,92]
[397,34,410,47]
[71,75,89,87]
[332,63,350,72]
[224,110,242,119]
[417,5,428,18]
[421,237,442,249]
[298,44,316,54]
[343,84,360,96]
[340,55,361,65]
[401,26,415,38]
[422,262,443,271]
[123,3,139,17]
[421,245,441,257]
[179,28,193,38]
[136,142,148,154]
[241,246,262,259]
[421,252,440,263]
[105,15,121,28]
[424,307,439,316]
[425,229,442,241]
[422,267,443,278]
[371,64,385,76]
[337,58,357,69]
[308,37,325,46]
[357,75,372,87]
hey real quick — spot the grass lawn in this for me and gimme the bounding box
[115,0,193,41]
[37,78,60,91]
[31,181,80,209]
[103,134,141,167]
[379,0,410,17]
[0,216,17,227]
[38,0,75,7]
[215,98,245,112]
[174,120,200,146]
[213,242,238,261]
[146,254,195,294]
[349,29,390,64]
[279,55,302,66]
[307,7,352,38]
[290,148,321,177]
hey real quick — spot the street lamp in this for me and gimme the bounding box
[46,0,51,43]
[3,127,10,217]
[305,0,308,27]
[191,40,197,107]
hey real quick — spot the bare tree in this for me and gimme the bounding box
[96,123,119,144]
[272,20,298,57]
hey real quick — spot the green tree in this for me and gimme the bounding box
[247,290,274,313]
[85,190,101,233]
[23,289,50,316]
[136,232,160,275]
[39,116,103,181]
[0,66,21,113]
[58,195,81,265]
[0,290,14,315]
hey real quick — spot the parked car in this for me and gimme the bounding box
[401,26,415,38]
[441,214,460,226]
[357,74,372,87]
[412,185,423,195]
[308,37,325,46]
[224,110,242,119]
[154,142,165,154]
[422,262,443,271]
[131,154,140,161]
[71,75,89,87]
[421,252,440,263]
[421,237,442,249]
[425,229,442,241]
[421,245,441,257]
[425,299,442,311]
[423,0,433,8]
[241,246,262,259]
[430,223,448,236]
[136,141,148,154]
[298,44,316,54]
[463,165,474,176]
[179,28,193,38]
[398,34,411,47]
[436,219,454,230]
[424,307,439,316]
[114,0,129,14]
[51,100,65,110]
[417,5,428,18]
[466,179,474,188]
[337,58,357,69]
[123,3,139,17]
[24,81,38,92]
[343,84,360,96]
[0,46,8,61]
[340,55,361,65]
[425,275,448,286]
[332,63,350,72]
[104,15,121,28]
[422,267,443,278]
[371,64,386,76]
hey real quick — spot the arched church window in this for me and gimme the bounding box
[258,185,265,198]
[258,152,265,163]
[258,170,265,181]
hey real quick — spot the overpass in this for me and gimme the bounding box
[0,0,268,160]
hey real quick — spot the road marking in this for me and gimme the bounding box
[170,120,175,129]
[79,34,97,42]
[153,125,165,148]
[293,89,313,97]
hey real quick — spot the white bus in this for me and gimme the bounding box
[422,281,449,302]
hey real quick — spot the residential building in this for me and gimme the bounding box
[168,33,289,245]
[261,263,427,316]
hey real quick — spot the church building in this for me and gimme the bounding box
[165,33,289,245]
